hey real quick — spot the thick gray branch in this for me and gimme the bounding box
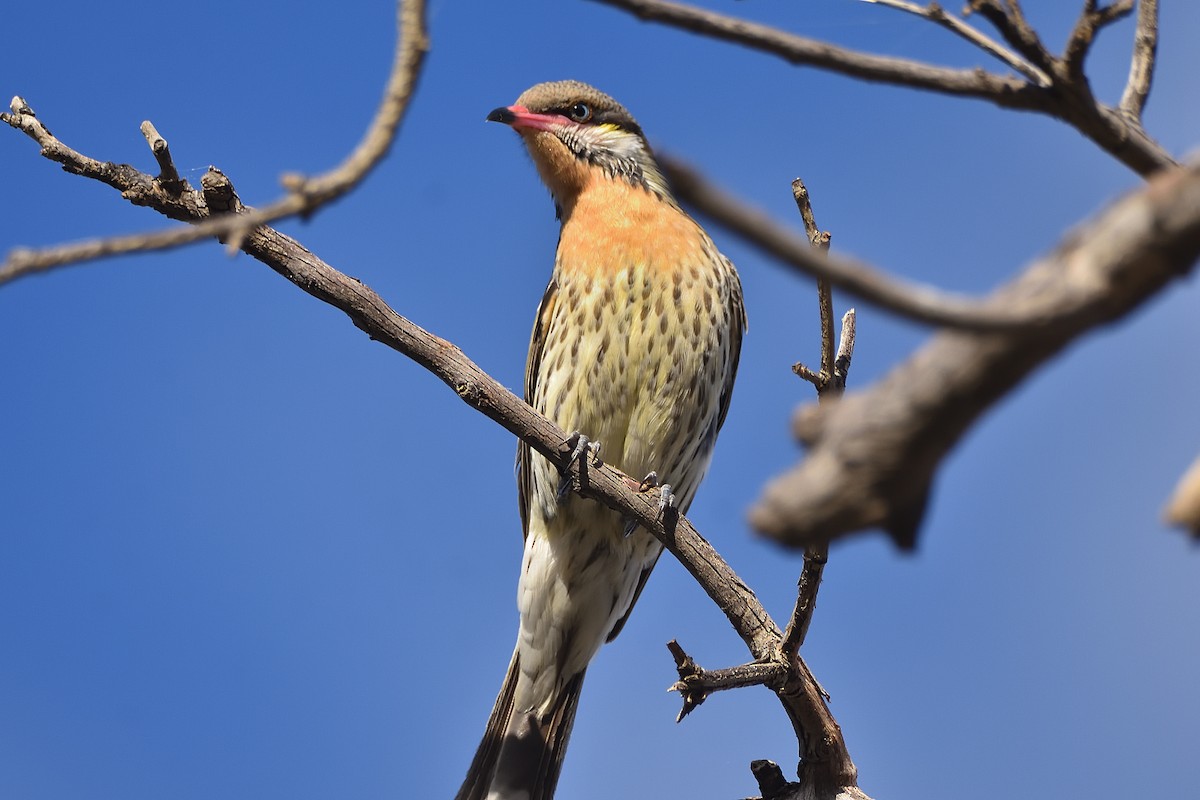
[750,161,1200,548]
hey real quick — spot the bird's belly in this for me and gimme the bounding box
[533,263,724,504]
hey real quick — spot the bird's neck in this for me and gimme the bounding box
[520,131,675,219]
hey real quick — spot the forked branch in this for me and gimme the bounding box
[597,0,1174,176]
[863,0,1050,85]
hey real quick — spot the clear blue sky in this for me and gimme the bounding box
[3,2,1199,799]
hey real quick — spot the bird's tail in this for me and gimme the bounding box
[455,648,585,800]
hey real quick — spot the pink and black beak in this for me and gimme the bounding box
[487,105,564,133]
[486,106,518,125]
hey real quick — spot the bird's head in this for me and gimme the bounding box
[488,80,672,213]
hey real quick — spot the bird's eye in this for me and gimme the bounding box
[566,102,593,123]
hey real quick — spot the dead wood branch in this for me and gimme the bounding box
[779,180,847,700]
[864,0,1050,85]
[750,160,1200,549]
[1120,0,1158,120]
[666,640,787,722]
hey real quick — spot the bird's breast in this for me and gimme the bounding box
[556,180,707,280]
[535,181,738,497]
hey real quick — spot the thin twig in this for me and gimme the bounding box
[790,178,822,242]
[789,177,837,387]
[139,120,182,190]
[817,280,834,377]
[1064,0,1135,80]
[1120,0,1158,120]
[779,545,829,662]
[861,0,1050,86]
[799,180,836,378]
[792,363,823,386]
[780,180,850,676]
[0,0,429,285]
[278,0,429,203]
[592,0,1035,101]
[667,640,787,722]
[832,309,857,392]
[964,0,1056,75]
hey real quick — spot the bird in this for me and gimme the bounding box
[457,80,746,800]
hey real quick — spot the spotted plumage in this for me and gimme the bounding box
[459,81,745,800]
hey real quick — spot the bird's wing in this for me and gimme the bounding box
[715,255,747,436]
[517,276,559,541]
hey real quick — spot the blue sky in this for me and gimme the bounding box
[3,2,1199,799]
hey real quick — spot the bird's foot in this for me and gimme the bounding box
[658,483,676,514]
[622,471,675,536]
[557,432,602,502]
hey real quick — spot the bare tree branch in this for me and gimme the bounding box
[666,639,787,722]
[778,180,850,694]
[0,0,429,286]
[1063,0,1135,80]
[833,309,856,392]
[750,758,873,800]
[596,0,1175,176]
[789,177,836,389]
[780,546,830,663]
[139,121,182,191]
[862,0,1051,86]
[964,0,1056,75]
[593,0,1037,103]
[750,160,1200,549]
[1120,0,1158,120]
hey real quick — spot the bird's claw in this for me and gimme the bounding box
[557,432,602,502]
[623,472,674,536]
[658,483,675,514]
